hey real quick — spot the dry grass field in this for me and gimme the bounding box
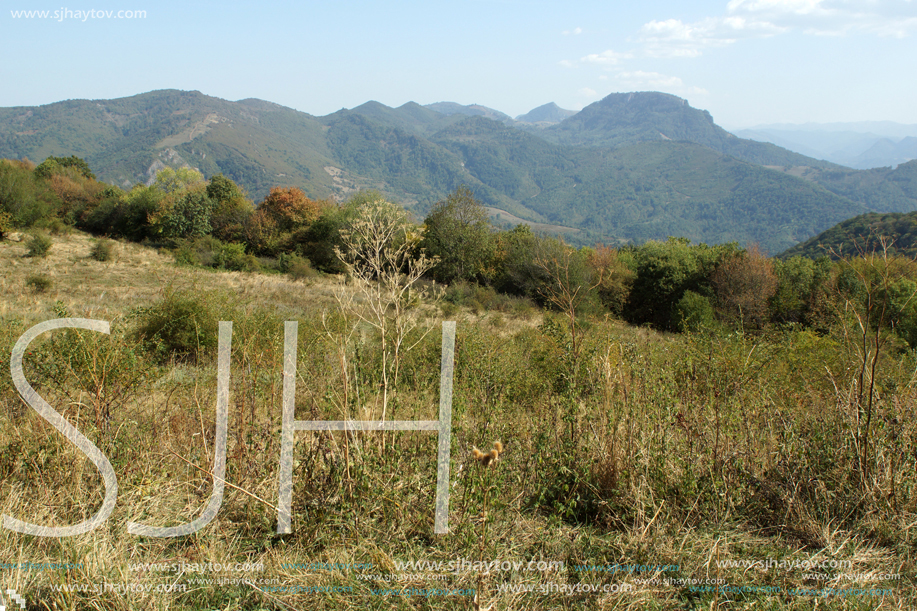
[0,231,915,610]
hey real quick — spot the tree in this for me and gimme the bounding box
[0,159,60,227]
[422,185,494,284]
[712,244,778,329]
[626,238,738,331]
[207,174,252,243]
[533,238,599,360]
[588,245,635,317]
[243,187,324,255]
[333,198,441,430]
[153,167,205,195]
[492,224,544,297]
[256,186,322,232]
[206,173,245,204]
[770,255,832,326]
[156,188,215,239]
[34,155,95,180]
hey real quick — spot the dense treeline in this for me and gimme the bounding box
[4,156,917,349]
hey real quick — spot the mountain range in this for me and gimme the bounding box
[736,122,917,170]
[2,89,916,253]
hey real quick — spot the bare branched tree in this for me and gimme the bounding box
[533,239,603,361]
[333,199,442,431]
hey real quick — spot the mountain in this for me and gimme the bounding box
[735,122,917,169]
[427,117,867,252]
[1,89,914,253]
[423,102,516,126]
[515,103,578,125]
[539,92,840,169]
[853,137,917,169]
[335,100,455,137]
[0,89,336,199]
[784,160,917,213]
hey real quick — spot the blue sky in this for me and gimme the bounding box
[2,0,916,128]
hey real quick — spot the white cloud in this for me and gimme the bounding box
[635,0,917,58]
[578,87,598,97]
[638,15,785,57]
[580,49,633,65]
[562,27,583,35]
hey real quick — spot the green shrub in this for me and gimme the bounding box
[214,241,260,272]
[0,211,11,238]
[288,258,315,281]
[279,252,315,280]
[444,280,534,315]
[25,273,52,293]
[25,232,53,258]
[676,290,715,332]
[440,301,459,318]
[133,290,220,362]
[172,235,222,267]
[90,239,115,262]
[43,218,71,236]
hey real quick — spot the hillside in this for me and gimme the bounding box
[780,209,917,259]
[784,159,917,213]
[0,90,336,199]
[428,118,868,252]
[2,89,915,252]
[1,230,914,609]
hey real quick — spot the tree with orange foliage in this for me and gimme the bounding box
[256,187,322,232]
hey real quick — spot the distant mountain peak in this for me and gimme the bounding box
[515,102,577,125]
[423,101,515,126]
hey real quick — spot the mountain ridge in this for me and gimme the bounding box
[1,88,914,253]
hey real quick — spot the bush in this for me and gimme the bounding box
[214,241,260,272]
[25,273,52,293]
[0,159,61,227]
[0,211,11,238]
[676,290,715,332]
[172,235,222,267]
[26,232,52,258]
[444,280,534,315]
[90,239,115,262]
[133,290,220,362]
[43,218,71,236]
[281,253,315,281]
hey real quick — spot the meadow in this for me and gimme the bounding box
[0,229,914,610]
